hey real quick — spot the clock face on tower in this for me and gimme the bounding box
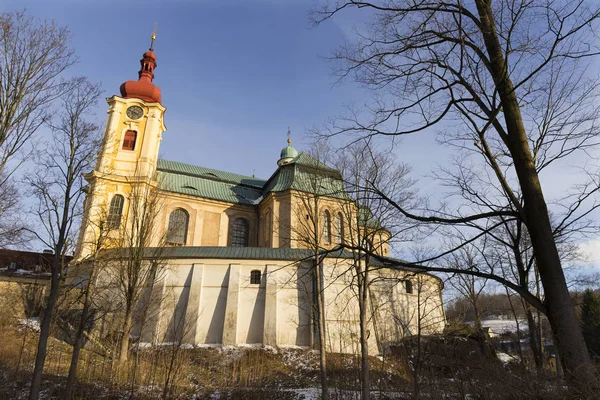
[126,106,144,120]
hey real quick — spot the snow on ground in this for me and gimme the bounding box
[477,319,528,334]
[496,352,519,365]
[17,317,40,332]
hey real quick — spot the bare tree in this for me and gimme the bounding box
[0,10,76,181]
[334,140,415,400]
[290,143,339,400]
[25,76,102,400]
[0,173,27,247]
[62,211,110,400]
[313,0,600,386]
[0,11,76,249]
[446,247,492,351]
[101,177,168,364]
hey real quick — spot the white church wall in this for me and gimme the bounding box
[88,256,444,353]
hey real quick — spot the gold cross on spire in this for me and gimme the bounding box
[287,127,292,144]
[150,22,157,51]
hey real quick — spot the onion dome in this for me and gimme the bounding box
[278,137,298,166]
[119,36,162,104]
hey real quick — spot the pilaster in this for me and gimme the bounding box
[222,263,240,346]
[183,263,205,344]
[140,276,166,344]
[263,265,278,346]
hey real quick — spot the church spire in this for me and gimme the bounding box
[150,23,157,51]
[278,127,298,166]
[119,27,162,104]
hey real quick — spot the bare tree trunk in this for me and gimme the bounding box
[63,296,89,400]
[119,309,133,364]
[475,0,593,383]
[525,307,543,372]
[357,259,370,400]
[471,295,491,356]
[412,278,422,400]
[63,265,97,400]
[315,260,329,400]
[29,258,61,400]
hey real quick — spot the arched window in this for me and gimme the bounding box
[405,280,413,294]
[321,210,331,243]
[107,195,124,229]
[231,218,249,247]
[334,213,344,244]
[122,130,137,151]
[166,208,189,245]
[250,270,261,285]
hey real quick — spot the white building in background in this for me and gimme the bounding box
[73,40,445,354]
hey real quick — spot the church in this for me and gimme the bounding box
[73,39,445,355]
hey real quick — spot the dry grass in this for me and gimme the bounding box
[0,324,409,399]
[0,323,596,399]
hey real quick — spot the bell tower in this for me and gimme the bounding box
[95,30,166,180]
[75,31,167,260]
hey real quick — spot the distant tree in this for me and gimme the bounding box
[581,289,600,361]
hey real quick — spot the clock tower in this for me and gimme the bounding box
[75,34,167,260]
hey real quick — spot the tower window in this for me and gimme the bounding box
[250,270,261,285]
[405,280,413,294]
[334,213,344,245]
[122,130,137,151]
[166,208,189,245]
[107,195,124,229]
[321,210,331,243]
[231,218,249,247]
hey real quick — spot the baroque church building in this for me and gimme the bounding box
[74,42,445,354]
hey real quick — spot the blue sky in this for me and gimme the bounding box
[2,0,376,180]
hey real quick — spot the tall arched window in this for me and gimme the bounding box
[262,209,272,247]
[107,195,124,229]
[334,213,344,244]
[321,210,331,243]
[231,218,249,247]
[122,130,137,151]
[166,208,189,245]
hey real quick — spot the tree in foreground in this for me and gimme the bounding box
[26,77,102,400]
[313,0,600,387]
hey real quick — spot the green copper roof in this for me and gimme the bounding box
[157,171,263,205]
[157,159,266,188]
[156,153,349,205]
[263,152,349,199]
[358,206,382,229]
[291,152,338,172]
[280,143,298,160]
